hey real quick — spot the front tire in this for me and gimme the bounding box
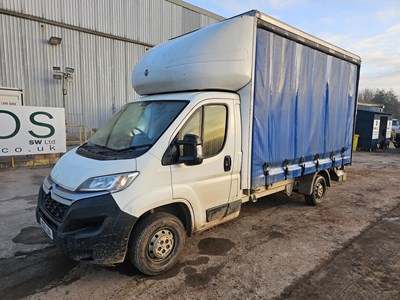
[304,175,326,206]
[129,212,186,275]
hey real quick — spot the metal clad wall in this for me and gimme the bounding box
[1,15,24,88]
[81,0,96,32]
[182,7,201,33]
[62,28,82,126]
[97,36,113,126]
[125,43,146,101]
[126,0,144,43]
[80,33,98,128]
[62,0,80,27]
[44,24,63,109]
[112,40,126,115]
[162,1,174,40]
[110,0,126,38]
[0,0,221,129]
[24,19,46,107]
[1,0,220,44]
[42,0,62,22]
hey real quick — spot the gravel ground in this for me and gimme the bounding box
[0,148,399,300]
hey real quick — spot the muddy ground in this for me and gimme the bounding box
[0,149,399,299]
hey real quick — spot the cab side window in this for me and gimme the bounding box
[177,108,201,141]
[177,104,227,158]
[203,105,227,157]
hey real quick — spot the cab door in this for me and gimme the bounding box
[169,98,237,229]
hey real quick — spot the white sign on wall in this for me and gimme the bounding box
[0,106,66,156]
[386,120,392,139]
[0,88,23,106]
[372,119,380,140]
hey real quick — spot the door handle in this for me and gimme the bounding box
[224,155,232,172]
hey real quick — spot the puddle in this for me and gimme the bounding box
[0,247,78,299]
[268,230,286,239]
[198,237,235,256]
[12,227,51,245]
[184,265,222,287]
[186,256,210,266]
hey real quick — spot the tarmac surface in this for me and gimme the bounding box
[0,148,399,299]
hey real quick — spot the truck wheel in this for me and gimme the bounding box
[128,212,186,275]
[304,175,326,206]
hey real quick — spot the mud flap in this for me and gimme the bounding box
[330,169,347,182]
[297,173,317,196]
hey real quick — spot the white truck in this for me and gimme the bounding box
[36,11,361,275]
[392,118,400,133]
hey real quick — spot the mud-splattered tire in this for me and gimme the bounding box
[304,175,326,206]
[129,212,186,276]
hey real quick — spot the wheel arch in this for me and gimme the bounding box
[134,202,193,237]
[318,169,331,187]
[297,169,331,195]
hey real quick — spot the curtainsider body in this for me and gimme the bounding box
[36,11,361,275]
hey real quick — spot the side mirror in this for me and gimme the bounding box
[176,134,203,165]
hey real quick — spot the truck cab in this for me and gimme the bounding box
[37,92,243,275]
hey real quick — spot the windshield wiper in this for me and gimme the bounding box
[116,144,153,152]
[79,142,116,154]
[78,142,153,157]
[133,144,153,149]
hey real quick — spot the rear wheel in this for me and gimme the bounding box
[304,175,326,206]
[128,212,186,275]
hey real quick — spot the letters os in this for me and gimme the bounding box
[0,110,55,139]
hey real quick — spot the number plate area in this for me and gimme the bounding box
[40,218,54,240]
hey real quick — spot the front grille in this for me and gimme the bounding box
[40,188,69,223]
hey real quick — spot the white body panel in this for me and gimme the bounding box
[132,15,255,95]
[112,151,174,217]
[168,96,239,229]
[51,148,137,191]
[392,119,400,133]
[105,92,243,231]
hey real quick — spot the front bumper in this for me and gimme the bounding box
[36,178,137,264]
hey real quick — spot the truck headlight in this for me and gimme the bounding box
[77,172,139,192]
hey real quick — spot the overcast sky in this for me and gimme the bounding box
[185,0,400,95]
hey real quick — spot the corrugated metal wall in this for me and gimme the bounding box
[0,0,221,129]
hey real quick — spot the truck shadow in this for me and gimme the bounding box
[0,246,78,300]
[239,192,305,219]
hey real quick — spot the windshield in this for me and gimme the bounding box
[78,101,187,159]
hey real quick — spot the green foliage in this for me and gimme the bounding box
[358,89,400,119]
[357,88,374,103]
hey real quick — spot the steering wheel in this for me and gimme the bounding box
[131,127,151,146]
[132,127,146,136]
